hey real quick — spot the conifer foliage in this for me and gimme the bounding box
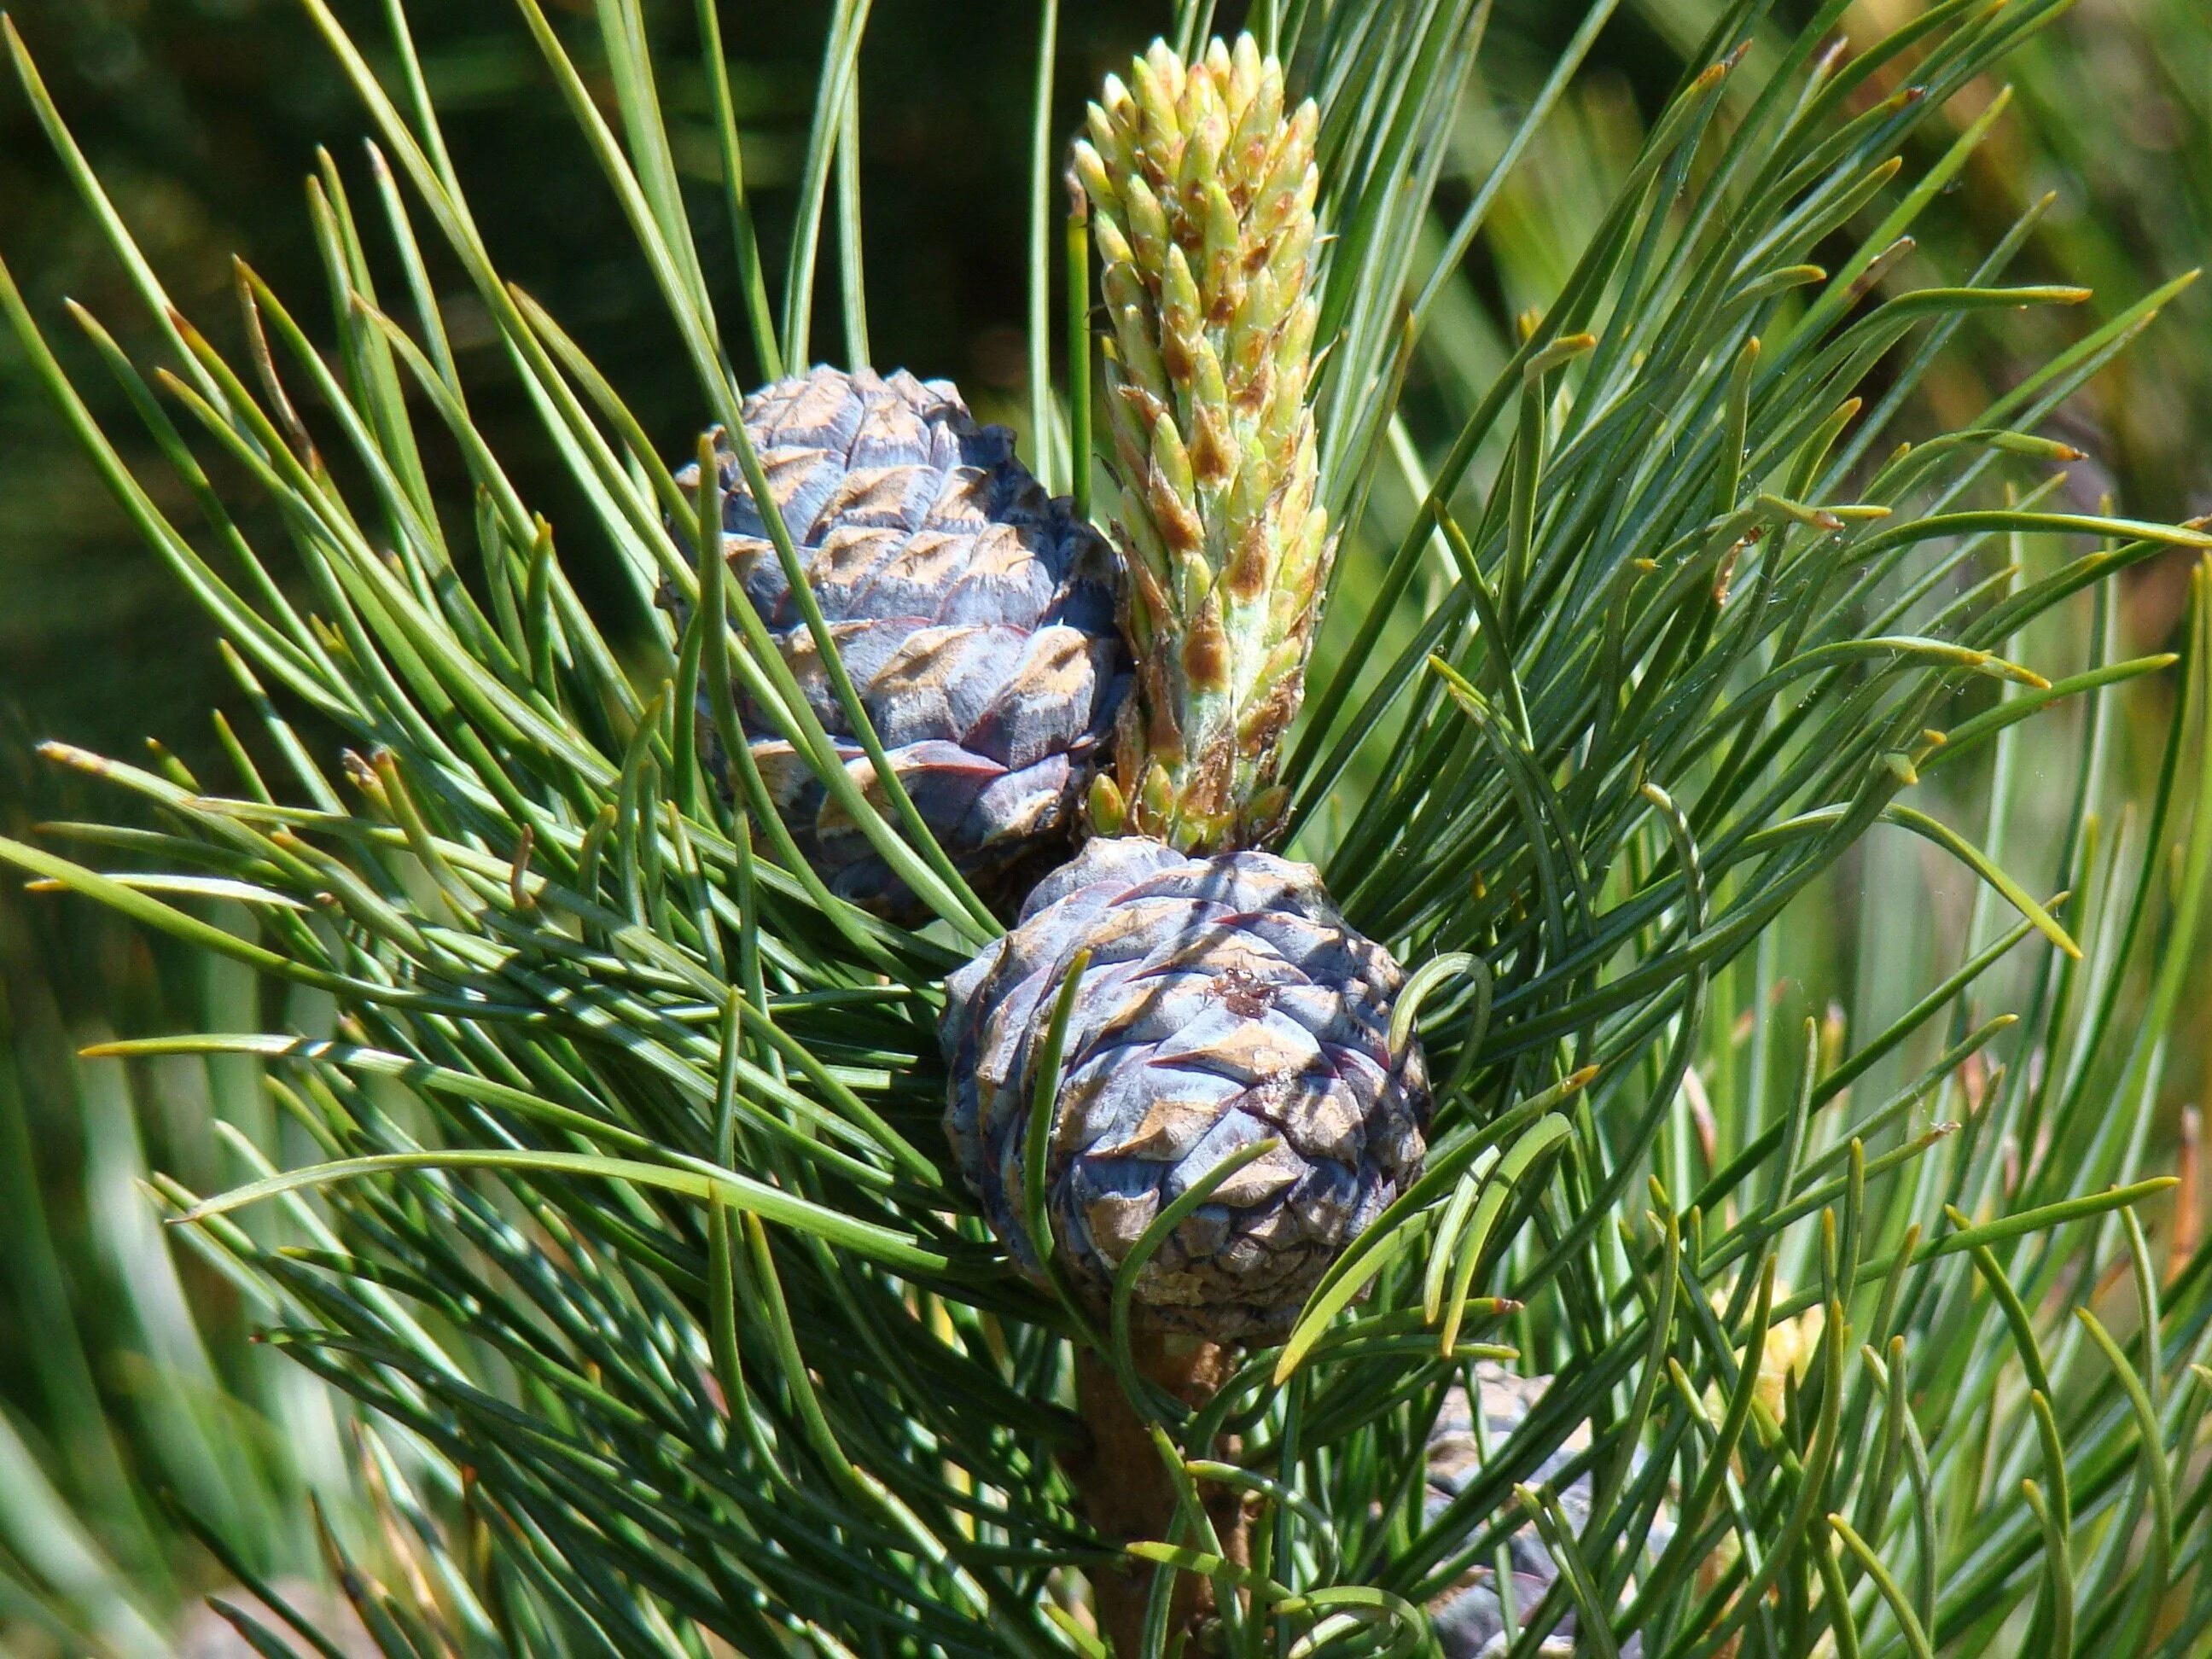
[3,1,2210,1655]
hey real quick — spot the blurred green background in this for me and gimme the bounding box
[0,0,2205,1650]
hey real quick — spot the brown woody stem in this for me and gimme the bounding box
[1071,1334,1250,1656]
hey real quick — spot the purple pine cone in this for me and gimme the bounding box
[1425,1365,1674,1657]
[940,837,1429,1342]
[672,366,1126,916]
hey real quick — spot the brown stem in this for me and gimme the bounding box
[1069,1333,1250,1656]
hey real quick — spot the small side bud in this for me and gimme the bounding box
[1086,771,1127,835]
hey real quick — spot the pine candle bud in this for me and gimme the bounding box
[1075,35,1331,852]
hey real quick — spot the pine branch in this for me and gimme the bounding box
[0,2,2207,1656]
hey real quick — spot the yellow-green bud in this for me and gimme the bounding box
[1078,33,1335,851]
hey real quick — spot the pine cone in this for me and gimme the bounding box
[1074,36,1331,851]
[1425,1365,1676,1659]
[669,366,1127,916]
[940,836,1429,1342]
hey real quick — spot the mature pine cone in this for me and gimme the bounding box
[671,366,1126,915]
[1425,1365,1674,1659]
[940,836,1429,1342]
